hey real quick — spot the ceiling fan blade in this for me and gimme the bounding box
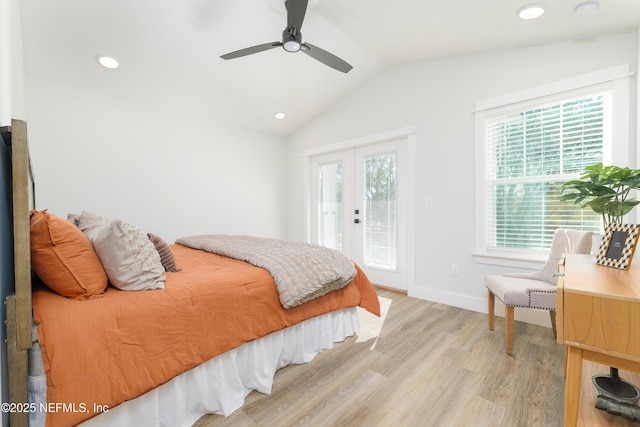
[286,0,308,30]
[220,42,282,60]
[301,43,353,73]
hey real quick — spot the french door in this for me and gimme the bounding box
[309,139,408,290]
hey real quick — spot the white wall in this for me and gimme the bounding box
[286,32,638,326]
[26,78,289,243]
[0,0,26,124]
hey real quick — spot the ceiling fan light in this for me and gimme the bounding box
[518,3,545,20]
[283,39,301,52]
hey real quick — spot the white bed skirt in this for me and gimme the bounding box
[28,307,359,427]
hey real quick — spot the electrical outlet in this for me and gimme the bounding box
[425,198,433,209]
[451,264,459,276]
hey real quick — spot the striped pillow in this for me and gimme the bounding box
[147,233,178,272]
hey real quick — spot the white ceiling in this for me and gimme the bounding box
[20,0,640,137]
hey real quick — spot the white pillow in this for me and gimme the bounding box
[76,212,165,291]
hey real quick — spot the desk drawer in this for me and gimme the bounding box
[564,292,640,357]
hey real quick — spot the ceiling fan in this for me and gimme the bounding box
[220,0,353,73]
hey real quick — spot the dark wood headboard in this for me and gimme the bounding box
[3,119,33,427]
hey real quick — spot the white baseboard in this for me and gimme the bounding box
[408,286,553,329]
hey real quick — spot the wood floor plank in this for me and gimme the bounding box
[447,395,507,427]
[195,289,640,427]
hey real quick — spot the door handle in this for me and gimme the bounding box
[354,219,360,224]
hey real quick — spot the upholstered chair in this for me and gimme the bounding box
[485,229,593,355]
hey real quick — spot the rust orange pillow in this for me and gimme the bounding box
[30,210,108,299]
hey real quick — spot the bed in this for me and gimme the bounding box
[2,119,380,427]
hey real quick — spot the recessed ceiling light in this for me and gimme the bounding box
[518,3,546,20]
[574,1,599,19]
[274,112,286,120]
[98,56,120,70]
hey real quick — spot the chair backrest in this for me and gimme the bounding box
[539,229,592,285]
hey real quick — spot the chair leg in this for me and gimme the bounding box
[488,290,495,331]
[550,310,557,339]
[505,306,514,355]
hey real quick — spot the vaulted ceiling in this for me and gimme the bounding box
[20,0,640,136]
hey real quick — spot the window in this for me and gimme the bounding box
[485,93,605,251]
[474,65,631,264]
[364,152,397,269]
[318,161,343,250]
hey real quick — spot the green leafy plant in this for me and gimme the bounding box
[561,163,640,227]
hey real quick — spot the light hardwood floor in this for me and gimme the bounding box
[194,289,640,427]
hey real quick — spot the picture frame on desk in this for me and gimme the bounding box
[596,223,640,270]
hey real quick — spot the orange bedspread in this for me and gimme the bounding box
[33,244,380,427]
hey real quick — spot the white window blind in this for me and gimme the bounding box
[484,93,607,251]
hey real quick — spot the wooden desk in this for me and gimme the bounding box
[556,254,640,426]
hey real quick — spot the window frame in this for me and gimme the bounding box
[473,64,632,268]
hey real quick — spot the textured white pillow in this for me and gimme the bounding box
[76,212,165,291]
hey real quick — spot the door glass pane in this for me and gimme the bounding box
[364,153,397,270]
[318,162,343,251]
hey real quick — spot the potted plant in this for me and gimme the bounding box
[561,163,640,228]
